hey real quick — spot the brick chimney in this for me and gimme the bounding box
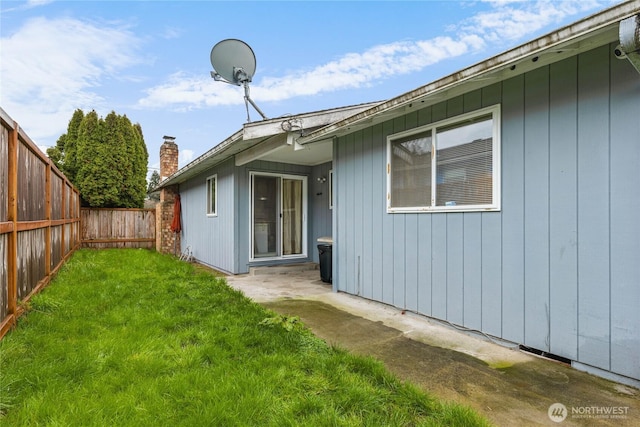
[156,135,181,255]
[160,135,178,182]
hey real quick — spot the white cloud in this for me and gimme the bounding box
[138,0,607,111]
[162,26,183,40]
[179,149,194,166]
[460,0,605,43]
[27,0,53,6]
[138,35,484,110]
[1,0,53,13]
[136,71,246,111]
[0,16,143,143]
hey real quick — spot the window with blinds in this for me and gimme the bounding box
[388,105,500,212]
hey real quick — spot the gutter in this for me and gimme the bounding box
[618,14,640,73]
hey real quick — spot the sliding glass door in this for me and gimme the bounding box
[251,173,307,260]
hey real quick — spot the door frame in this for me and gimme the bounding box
[249,171,308,262]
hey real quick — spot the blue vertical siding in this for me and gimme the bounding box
[463,214,482,330]
[576,45,611,371]
[370,124,385,302]
[481,212,502,338]
[361,126,375,300]
[380,122,395,305]
[523,67,551,352]
[609,42,640,381]
[310,162,333,263]
[446,214,464,325]
[333,43,640,382]
[180,158,236,273]
[343,134,357,295]
[351,132,362,295]
[549,56,579,360]
[609,45,640,380]
[501,74,526,344]
[431,215,448,320]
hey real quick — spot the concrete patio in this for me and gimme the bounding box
[222,265,639,427]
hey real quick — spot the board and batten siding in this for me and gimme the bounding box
[180,158,237,274]
[332,43,640,383]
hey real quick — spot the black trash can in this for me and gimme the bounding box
[317,243,332,283]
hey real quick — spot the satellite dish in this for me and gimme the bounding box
[210,39,256,85]
[210,39,267,122]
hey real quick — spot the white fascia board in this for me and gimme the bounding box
[242,103,380,140]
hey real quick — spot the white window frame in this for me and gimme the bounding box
[328,169,333,210]
[386,104,501,213]
[249,171,308,262]
[206,174,217,217]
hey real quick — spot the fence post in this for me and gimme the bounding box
[62,180,66,256]
[45,163,51,276]
[6,122,18,328]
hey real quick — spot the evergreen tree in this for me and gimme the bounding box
[53,109,149,208]
[147,170,161,201]
[47,109,84,181]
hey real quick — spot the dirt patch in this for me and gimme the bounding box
[263,299,639,427]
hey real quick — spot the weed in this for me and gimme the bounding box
[259,314,303,332]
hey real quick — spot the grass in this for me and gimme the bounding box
[0,249,490,426]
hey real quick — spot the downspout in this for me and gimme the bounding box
[618,14,640,74]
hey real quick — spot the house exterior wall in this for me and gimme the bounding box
[332,43,640,383]
[309,162,333,260]
[180,158,332,274]
[179,157,237,273]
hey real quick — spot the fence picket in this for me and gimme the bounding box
[81,208,156,249]
[0,108,81,339]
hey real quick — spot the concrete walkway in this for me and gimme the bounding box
[224,266,639,427]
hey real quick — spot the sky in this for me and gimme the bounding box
[0,0,623,179]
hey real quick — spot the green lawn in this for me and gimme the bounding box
[0,249,489,426]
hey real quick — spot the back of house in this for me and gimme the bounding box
[157,3,640,388]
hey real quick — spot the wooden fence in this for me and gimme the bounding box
[81,208,156,249]
[0,107,81,339]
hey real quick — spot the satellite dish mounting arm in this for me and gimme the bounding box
[210,66,267,122]
[241,81,267,122]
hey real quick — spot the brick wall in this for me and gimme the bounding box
[157,136,181,255]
